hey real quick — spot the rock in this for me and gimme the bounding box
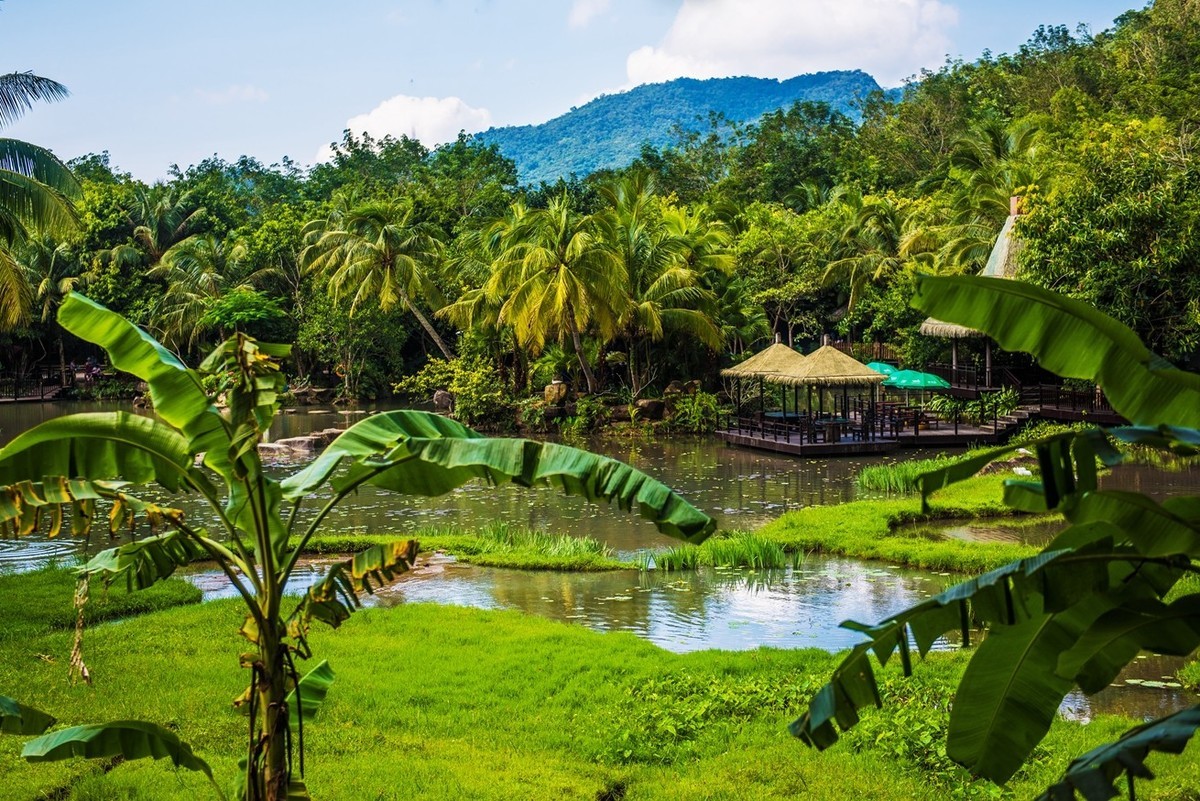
[632,398,665,421]
[276,436,323,452]
[664,380,685,395]
[314,427,344,445]
[684,379,701,395]
[257,443,290,457]
[433,389,455,413]
[543,381,569,406]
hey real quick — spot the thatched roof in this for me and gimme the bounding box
[919,319,982,338]
[720,343,807,380]
[921,213,1023,339]
[775,345,885,387]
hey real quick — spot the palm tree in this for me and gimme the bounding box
[823,191,911,312]
[303,196,454,358]
[599,174,728,394]
[486,194,625,394]
[21,236,78,383]
[0,71,80,329]
[149,234,256,349]
[109,184,205,269]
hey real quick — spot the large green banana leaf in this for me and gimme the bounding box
[0,696,55,735]
[0,412,198,491]
[1037,705,1200,801]
[910,275,1200,428]
[56,293,229,456]
[22,720,214,781]
[283,411,715,544]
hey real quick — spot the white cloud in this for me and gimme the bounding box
[626,0,959,87]
[321,94,494,159]
[195,84,269,105]
[568,0,611,29]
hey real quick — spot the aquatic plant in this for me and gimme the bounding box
[652,530,788,571]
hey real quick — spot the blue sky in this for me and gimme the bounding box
[0,0,1143,180]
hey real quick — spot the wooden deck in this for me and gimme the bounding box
[716,422,1001,457]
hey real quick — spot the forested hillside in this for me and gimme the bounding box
[1,1,1196,420]
[476,71,882,184]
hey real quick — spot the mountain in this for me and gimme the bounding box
[475,71,883,185]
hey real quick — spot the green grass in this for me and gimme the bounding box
[759,474,1049,573]
[856,452,968,494]
[0,565,202,642]
[1,585,1196,800]
[651,531,789,571]
[305,521,634,571]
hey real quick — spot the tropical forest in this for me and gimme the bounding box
[1,1,1200,800]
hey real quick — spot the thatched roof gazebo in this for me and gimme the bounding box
[721,342,810,422]
[719,342,807,380]
[774,345,886,389]
[920,201,1023,384]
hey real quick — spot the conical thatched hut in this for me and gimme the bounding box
[920,201,1024,384]
[774,346,886,388]
[721,342,809,421]
[719,343,807,380]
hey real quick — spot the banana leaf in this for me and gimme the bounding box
[22,720,214,780]
[283,411,715,544]
[911,275,1200,428]
[0,696,55,735]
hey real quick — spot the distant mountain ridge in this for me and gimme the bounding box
[475,70,883,185]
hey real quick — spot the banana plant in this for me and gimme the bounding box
[794,275,1200,800]
[0,293,716,800]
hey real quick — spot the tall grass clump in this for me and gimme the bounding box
[652,531,787,571]
[856,453,964,494]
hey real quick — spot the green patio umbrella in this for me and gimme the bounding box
[882,370,951,389]
[866,362,897,376]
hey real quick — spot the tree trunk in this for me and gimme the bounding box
[400,291,455,359]
[566,320,597,394]
[57,335,67,388]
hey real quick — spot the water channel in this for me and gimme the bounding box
[1,401,1197,721]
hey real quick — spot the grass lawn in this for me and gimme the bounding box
[2,573,1197,800]
[758,474,1055,572]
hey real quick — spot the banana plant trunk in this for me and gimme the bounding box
[253,623,293,801]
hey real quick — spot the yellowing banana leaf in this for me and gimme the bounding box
[79,531,209,591]
[290,540,419,632]
[911,275,1200,428]
[0,412,200,492]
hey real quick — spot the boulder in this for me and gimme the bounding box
[664,380,685,395]
[257,443,290,458]
[433,389,455,413]
[632,398,665,421]
[544,381,569,406]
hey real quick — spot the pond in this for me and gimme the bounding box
[0,401,936,569]
[2,401,1197,722]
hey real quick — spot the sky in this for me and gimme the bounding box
[0,0,1144,180]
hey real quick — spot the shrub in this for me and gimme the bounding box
[669,390,721,434]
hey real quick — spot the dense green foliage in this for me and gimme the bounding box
[5,3,1197,408]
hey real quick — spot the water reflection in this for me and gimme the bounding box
[188,553,955,653]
